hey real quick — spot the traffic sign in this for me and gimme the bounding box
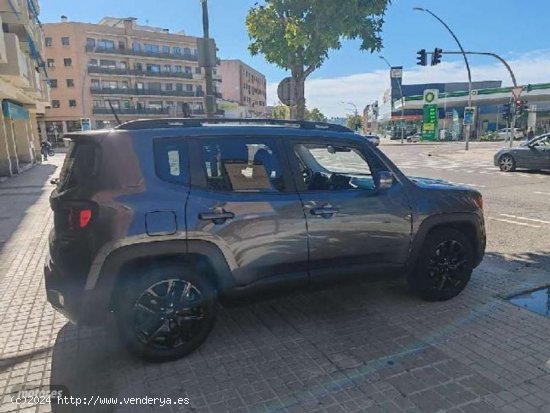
[511,86,523,100]
[423,89,439,104]
[463,107,475,125]
[80,118,91,131]
[277,77,296,106]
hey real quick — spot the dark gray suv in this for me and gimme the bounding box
[45,119,485,361]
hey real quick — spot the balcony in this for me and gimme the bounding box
[92,107,170,115]
[85,45,199,61]
[0,33,30,88]
[90,87,201,98]
[87,66,194,79]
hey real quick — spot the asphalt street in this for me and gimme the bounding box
[380,141,550,263]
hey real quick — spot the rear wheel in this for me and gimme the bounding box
[115,263,217,362]
[499,154,516,172]
[408,228,474,301]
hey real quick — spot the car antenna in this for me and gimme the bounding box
[106,99,121,126]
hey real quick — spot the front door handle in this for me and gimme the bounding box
[199,209,235,224]
[310,204,339,218]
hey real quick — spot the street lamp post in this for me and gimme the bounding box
[201,0,215,117]
[342,101,359,132]
[413,7,473,150]
[379,56,405,145]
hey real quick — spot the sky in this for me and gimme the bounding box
[39,0,549,117]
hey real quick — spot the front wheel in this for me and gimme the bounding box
[408,228,474,301]
[115,264,217,362]
[499,154,516,172]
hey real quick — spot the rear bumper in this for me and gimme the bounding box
[44,256,108,325]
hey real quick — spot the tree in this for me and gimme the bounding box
[271,102,291,119]
[305,107,327,122]
[246,0,390,120]
[346,114,363,132]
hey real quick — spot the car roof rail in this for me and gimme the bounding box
[115,118,354,132]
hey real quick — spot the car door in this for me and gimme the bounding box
[187,135,309,288]
[521,135,550,169]
[285,137,412,281]
[533,135,550,168]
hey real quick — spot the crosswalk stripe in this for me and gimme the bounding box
[488,217,541,228]
[499,213,550,225]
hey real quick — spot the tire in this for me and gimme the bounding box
[499,154,516,172]
[115,263,218,362]
[408,228,474,302]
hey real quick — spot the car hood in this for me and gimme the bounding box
[407,176,468,189]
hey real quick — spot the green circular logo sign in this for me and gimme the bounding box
[425,92,435,103]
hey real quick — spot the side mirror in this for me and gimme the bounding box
[50,178,59,185]
[377,171,393,190]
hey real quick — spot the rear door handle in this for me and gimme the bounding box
[199,210,235,224]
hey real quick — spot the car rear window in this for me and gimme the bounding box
[57,141,98,191]
[154,138,189,185]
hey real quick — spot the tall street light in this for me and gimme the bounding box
[413,7,473,150]
[379,56,405,145]
[201,0,215,117]
[342,101,359,132]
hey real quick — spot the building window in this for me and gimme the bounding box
[118,41,126,50]
[144,44,159,54]
[120,81,128,89]
[49,79,57,88]
[45,37,52,47]
[165,83,173,91]
[93,100,103,107]
[86,38,96,48]
[47,59,55,67]
[88,59,98,67]
[195,67,201,74]
[52,100,60,108]
[163,64,171,73]
[176,83,183,91]
[184,66,192,74]
[61,37,70,46]
[147,64,160,73]
[174,65,182,73]
[132,42,141,52]
[69,100,77,107]
[100,59,116,68]
[66,79,74,87]
[119,61,127,70]
[183,47,191,56]
[98,39,115,50]
[64,58,72,67]
[186,84,193,92]
[91,79,100,88]
[121,100,130,109]
[173,47,181,55]
[102,80,117,89]
[162,45,170,54]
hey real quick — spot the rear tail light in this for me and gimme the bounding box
[66,204,95,230]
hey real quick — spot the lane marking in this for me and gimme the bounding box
[488,217,541,228]
[534,191,550,195]
[499,213,550,225]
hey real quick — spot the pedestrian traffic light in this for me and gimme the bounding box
[431,48,443,66]
[502,103,511,121]
[416,49,427,66]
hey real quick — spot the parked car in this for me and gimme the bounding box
[496,128,524,141]
[407,133,421,143]
[364,134,380,146]
[45,118,486,361]
[494,133,550,172]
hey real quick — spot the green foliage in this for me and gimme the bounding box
[246,0,391,119]
[271,102,291,119]
[305,107,327,122]
[346,114,363,131]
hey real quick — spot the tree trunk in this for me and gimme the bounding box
[291,66,306,121]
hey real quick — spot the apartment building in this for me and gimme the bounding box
[0,0,50,177]
[43,16,218,134]
[219,59,267,118]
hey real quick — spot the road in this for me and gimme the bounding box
[380,141,550,262]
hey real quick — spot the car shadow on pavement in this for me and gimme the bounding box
[49,250,550,413]
[0,163,57,255]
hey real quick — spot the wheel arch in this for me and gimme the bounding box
[409,213,485,268]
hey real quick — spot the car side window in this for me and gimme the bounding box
[154,138,189,185]
[293,143,375,191]
[199,138,284,192]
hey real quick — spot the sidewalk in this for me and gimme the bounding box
[1,154,550,412]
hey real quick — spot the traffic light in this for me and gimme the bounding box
[416,49,427,66]
[515,99,527,115]
[502,103,511,121]
[431,48,443,66]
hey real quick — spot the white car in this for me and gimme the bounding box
[497,128,524,140]
[407,133,421,143]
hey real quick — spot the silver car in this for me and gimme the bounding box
[494,133,550,172]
